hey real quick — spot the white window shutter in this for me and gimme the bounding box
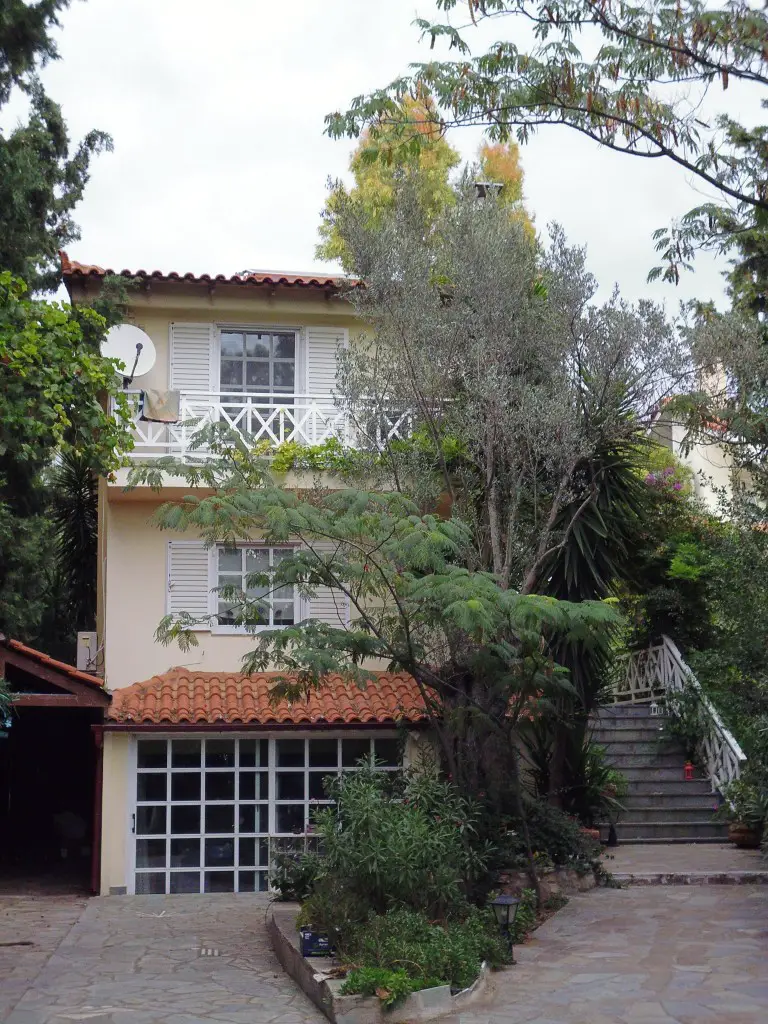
[169,323,214,392]
[306,541,350,627]
[306,326,347,398]
[167,541,211,626]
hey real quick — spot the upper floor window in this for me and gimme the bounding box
[215,545,296,628]
[220,331,296,396]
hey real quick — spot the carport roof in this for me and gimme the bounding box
[0,637,110,707]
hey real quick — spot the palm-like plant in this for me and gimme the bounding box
[38,452,98,656]
[526,433,653,811]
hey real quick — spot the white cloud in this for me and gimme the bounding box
[29,0,758,307]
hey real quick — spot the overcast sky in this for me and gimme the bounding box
[21,0,760,307]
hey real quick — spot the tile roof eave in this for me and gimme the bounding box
[106,669,429,728]
[59,251,359,292]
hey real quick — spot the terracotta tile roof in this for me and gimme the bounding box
[1,638,105,690]
[107,669,428,726]
[60,251,355,292]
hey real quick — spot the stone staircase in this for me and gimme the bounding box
[592,704,728,844]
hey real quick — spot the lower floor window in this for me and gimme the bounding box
[133,734,400,894]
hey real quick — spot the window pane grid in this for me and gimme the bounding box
[220,331,296,397]
[216,545,296,628]
[135,735,400,893]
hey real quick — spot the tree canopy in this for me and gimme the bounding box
[0,1,111,291]
[318,89,530,268]
[0,1,125,649]
[325,0,767,284]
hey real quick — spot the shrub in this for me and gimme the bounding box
[503,800,602,872]
[340,967,442,1009]
[509,888,537,943]
[308,761,490,925]
[342,906,511,992]
[718,772,768,831]
[271,849,322,902]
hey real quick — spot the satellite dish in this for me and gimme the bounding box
[100,324,156,385]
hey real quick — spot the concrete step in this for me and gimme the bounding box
[615,836,730,845]
[627,778,714,797]
[593,727,670,743]
[595,704,663,719]
[593,714,665,729]
[620,805,721,824]
[616,821,728,841]
[622,790,724,806]
[621,766,708,783]
[602,749,684,765]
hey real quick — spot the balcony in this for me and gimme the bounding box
[119,390,413,460]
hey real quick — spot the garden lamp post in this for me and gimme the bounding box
[491,894,521,962]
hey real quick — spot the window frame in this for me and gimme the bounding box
[214,325,306,397]
[209,542,300,635]
[129,732,402,895]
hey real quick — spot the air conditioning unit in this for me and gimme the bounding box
[76,632,99,673]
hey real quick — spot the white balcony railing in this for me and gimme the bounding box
[609,635,746,795]
[118,390,413,459]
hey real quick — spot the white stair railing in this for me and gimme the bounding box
[609,635,746,795]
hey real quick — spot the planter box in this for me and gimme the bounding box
[267,904,491,1024]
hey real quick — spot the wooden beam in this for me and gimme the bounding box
[12,694,88,707]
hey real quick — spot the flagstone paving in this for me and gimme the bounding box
[1,883,766,1024]
[449,885,768,1024]
[605,842,764,877]
[1,892,324,1024]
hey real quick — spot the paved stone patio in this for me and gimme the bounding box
[606,843,764,876]
[1,892,324,1024]
[450,885,768,1024]
[1,882,766,1024]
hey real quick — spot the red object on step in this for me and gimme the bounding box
[684,761,694,780]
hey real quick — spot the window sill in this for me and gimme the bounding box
[210,624,294,636]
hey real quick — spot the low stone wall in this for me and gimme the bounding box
[266,903,492,1024]
[499,865,598,900]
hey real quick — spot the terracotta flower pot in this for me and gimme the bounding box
[727,822,761,849]
[581,827,601,842]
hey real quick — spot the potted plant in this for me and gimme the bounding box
[719,777,768,849]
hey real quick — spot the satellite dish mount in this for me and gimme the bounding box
[125,341,143,386]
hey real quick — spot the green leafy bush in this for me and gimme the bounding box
[302,761,490,935]
[718,772,768,830]
[271,849,322,902]
[561,740,628,827]
[342,906,511,992]
[509,888,537,942]
[340,967,442,1009]
[503,801,602,873]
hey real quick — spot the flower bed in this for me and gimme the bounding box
[267,903,493,1024]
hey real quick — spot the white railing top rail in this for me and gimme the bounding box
[608,635,746,795]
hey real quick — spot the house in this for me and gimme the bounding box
[0,256,428,897]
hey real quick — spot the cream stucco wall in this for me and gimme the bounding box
[103,499,274,689]
[97,281,369,687]
[95,283,365,403]
[100,732,131,895]
[668,422,735,513]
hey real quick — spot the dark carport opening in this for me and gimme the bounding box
[0,641,110,893]
[0,707,100,889]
